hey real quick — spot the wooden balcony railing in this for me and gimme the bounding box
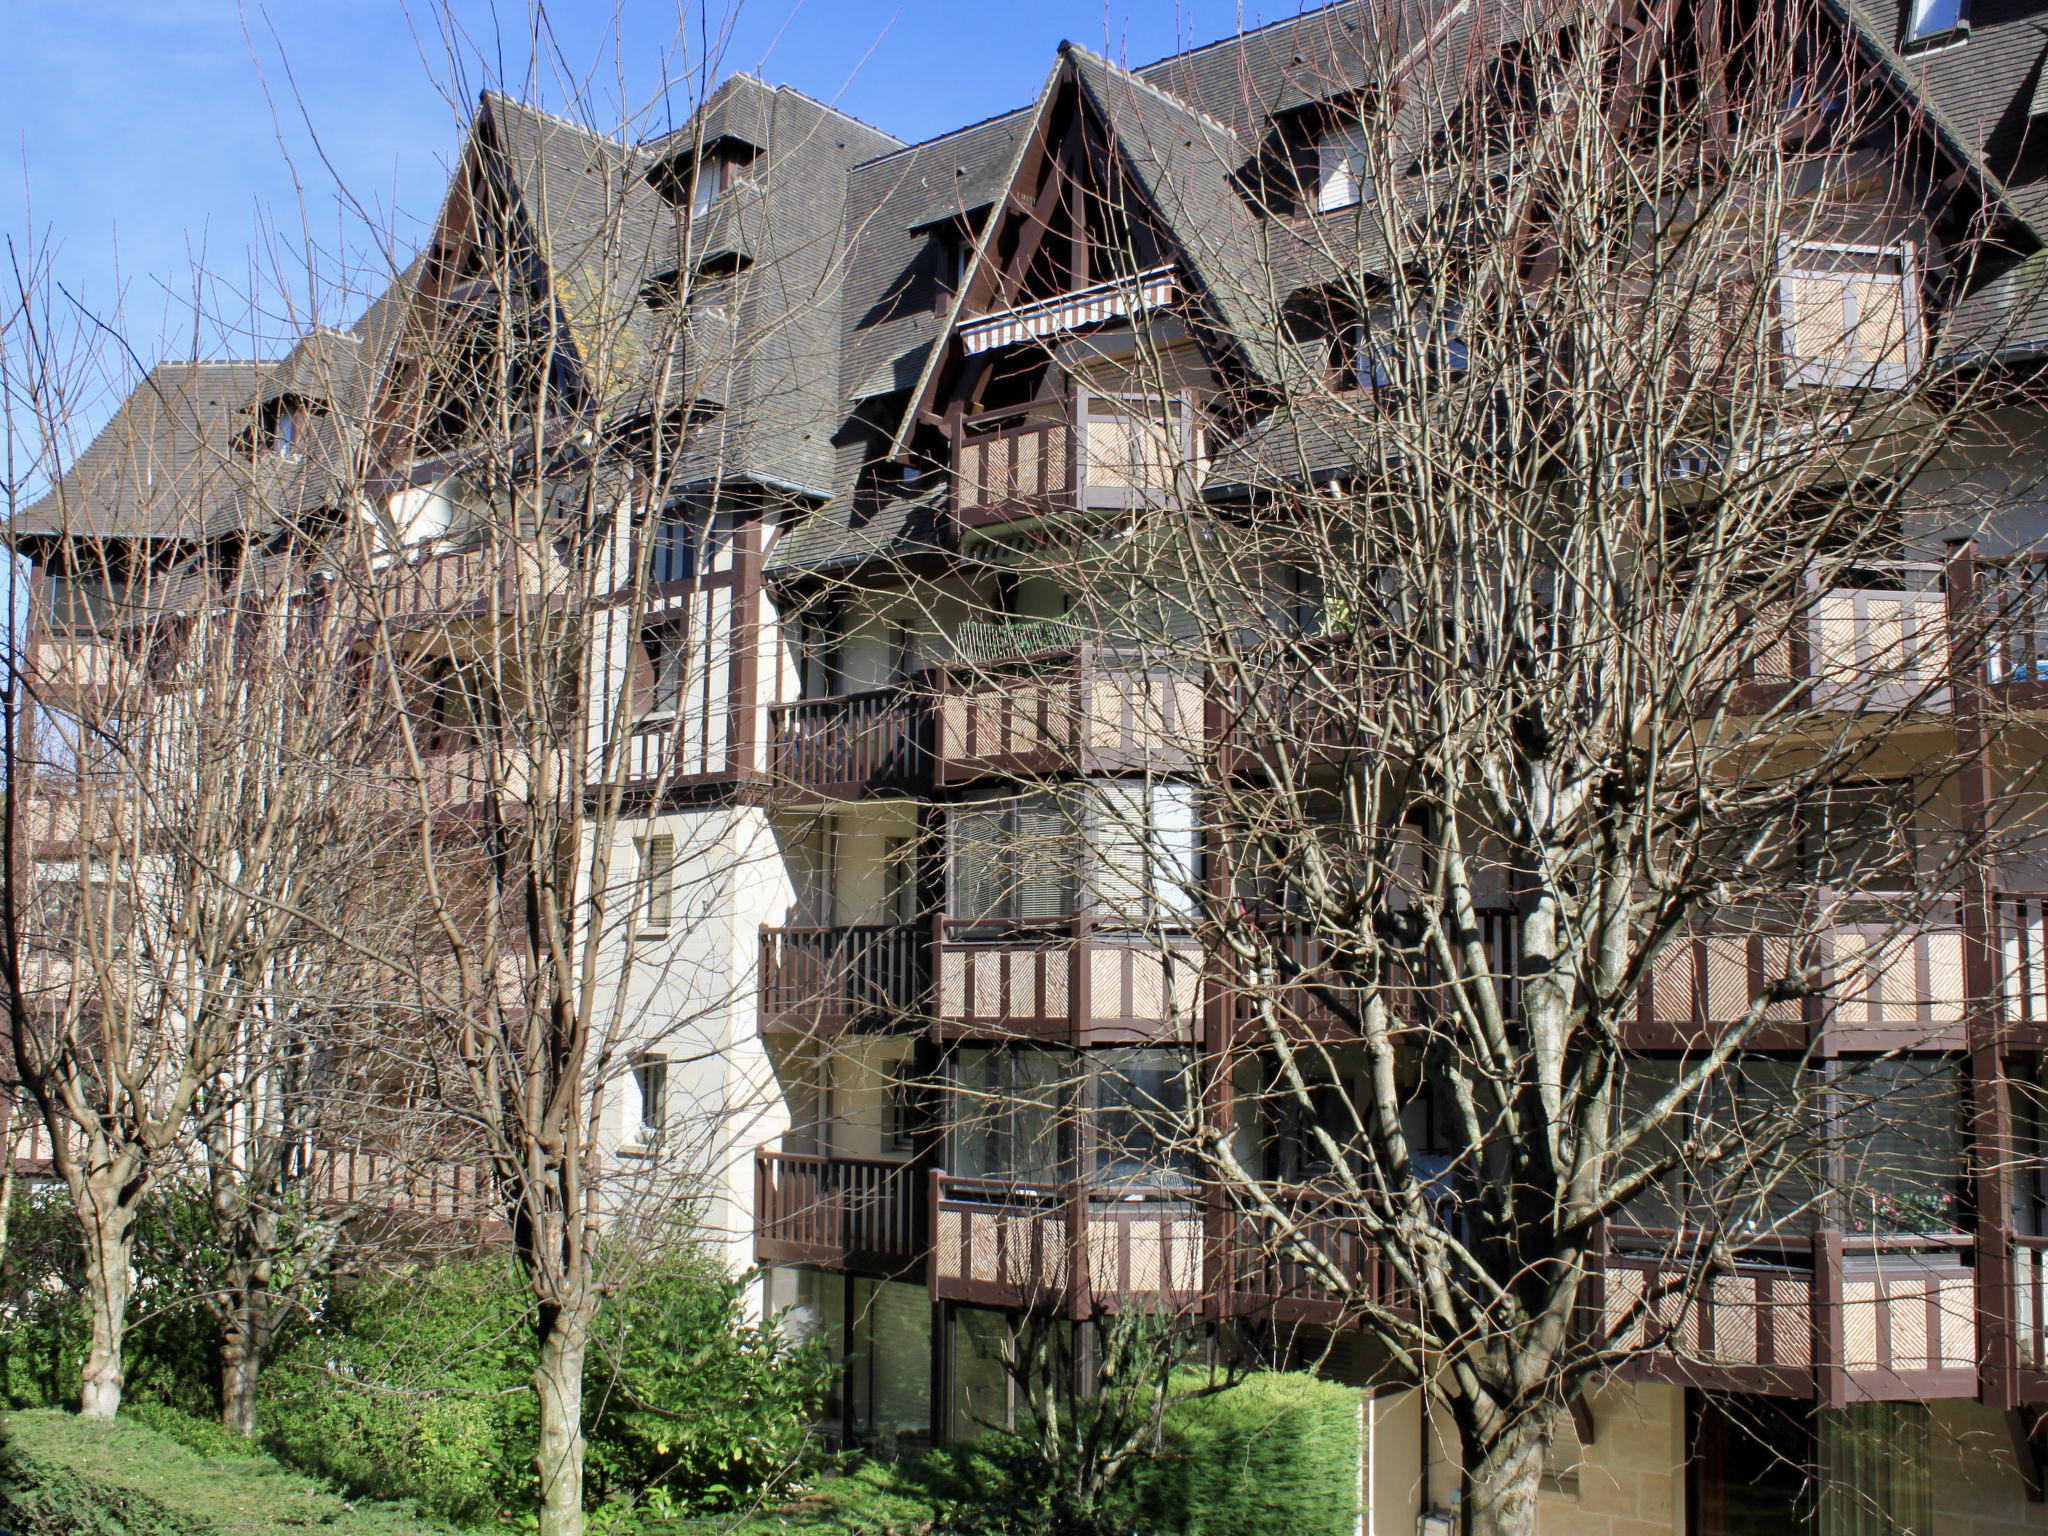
[1601,1228,1978,1399]
[2013,1236,2048,1387]
[769,687,927,798]
[929,1175,1203,1313]
[935,918,1199,1043]
[754,1149,922,1275]
[955,411,1075,527]
[622,709,732,786]
[1693,565,1950,714]
[760,925,926,1030]
[1633,909,1969,1048]
[1978,550,2048,694]
[1220,1186,1413,1326]
[933,648,1203,784]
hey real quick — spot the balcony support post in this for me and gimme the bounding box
[1949,538,2020,1410]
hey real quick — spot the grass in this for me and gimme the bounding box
[0,1408,453,1536]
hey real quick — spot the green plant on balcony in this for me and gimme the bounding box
[953,619,1085,665]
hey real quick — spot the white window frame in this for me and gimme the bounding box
[640,833,675,933]
[1778,240,1921,390]
[1315,124,1371,213]
[633,1053,668,1137]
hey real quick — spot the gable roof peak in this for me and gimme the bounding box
[1060,41,1240,142]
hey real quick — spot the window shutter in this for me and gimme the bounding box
[643,835,675,930]
[631,635,656,717]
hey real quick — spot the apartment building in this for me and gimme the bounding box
[21,0,2048,1530]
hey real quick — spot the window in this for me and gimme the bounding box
[1834,1057,1964,1234]
[640,626,687,717]
[883,1061,919,1153]
[1904,0,1969,48]
[1799,780,1917,888]
[691,154,749,215]
[1092,1048,1193,1186]
[883,837,918,924]
[634,1053,668,1136]
[1315,124,1371,212]
[1088,781,1199,924]
[642,834,675,932]
[650,507,733,584]
[1349,307,1467,393]
[952,1047,1070,1181]
[1781,243,1919,388]
[949,794,1078,924]
[46,550,127,634]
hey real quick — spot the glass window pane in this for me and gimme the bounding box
[1835,1057,1964,1234]
[1093,1047,1191,1186]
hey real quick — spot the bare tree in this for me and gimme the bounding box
[806,1,2044,1531]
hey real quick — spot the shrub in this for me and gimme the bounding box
[0,1183,234,1419]
[260,1245,832,1525]
[0,1408,442,1536]
[123,1400,264,1460]
[1142,1371,1363,1536]
[260,1256,537,1525]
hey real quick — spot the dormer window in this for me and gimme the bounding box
[690,151,755,216]
[251,395,310,458]
[1315,123,1372,212]
[1904,0,1969,50]
[646,139,757,216]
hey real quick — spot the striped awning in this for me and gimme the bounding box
[958,266,1178,355]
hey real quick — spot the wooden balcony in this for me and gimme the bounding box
[1218,1186,1414,1327]
[1693,565,1951,716]
[768,687,928,800]
[951,387,1190,530]
[336,540,557,629]
[1977,550,2048,708]
[1632,910,1969,1050]
[620,710,737,789]
[933,648,1203,784]
[934,919,1199,1044]
[754,1149,923,1278]
[2010,1236,2048,1402]
[955,408,1075,528]
[759,925,926,1032]
[929,1175,1203,1313]
[1602,1228,1978,1401]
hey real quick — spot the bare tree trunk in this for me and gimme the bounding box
[77,1184,135,1419]
[220,1301,262,1437]
[1464,1417,1552,1536]
[534,1301,593,1536]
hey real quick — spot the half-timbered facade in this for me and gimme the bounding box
[26,0,2048,1530]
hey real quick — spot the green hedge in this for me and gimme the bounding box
[0,1410,444,1536]
[1144,1372,1363,1536]
[746,1371,1364,1536]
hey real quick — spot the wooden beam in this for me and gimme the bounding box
[1569,1395,1596,1447]
[2007,1408,2044,1502]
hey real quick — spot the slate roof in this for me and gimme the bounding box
[30,0,2048,580]
[13,361,267,542]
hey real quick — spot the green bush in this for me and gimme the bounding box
[1143,1371,1363,1536]
[0,1408,443,1536]
[260,1246,831,1526]
[261,1256,538,1525]
[736,1372,1363,1536]
[0,1182,239,1419]
[123,1400,265,1460]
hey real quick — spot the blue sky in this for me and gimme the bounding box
[0,0,1281,373]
